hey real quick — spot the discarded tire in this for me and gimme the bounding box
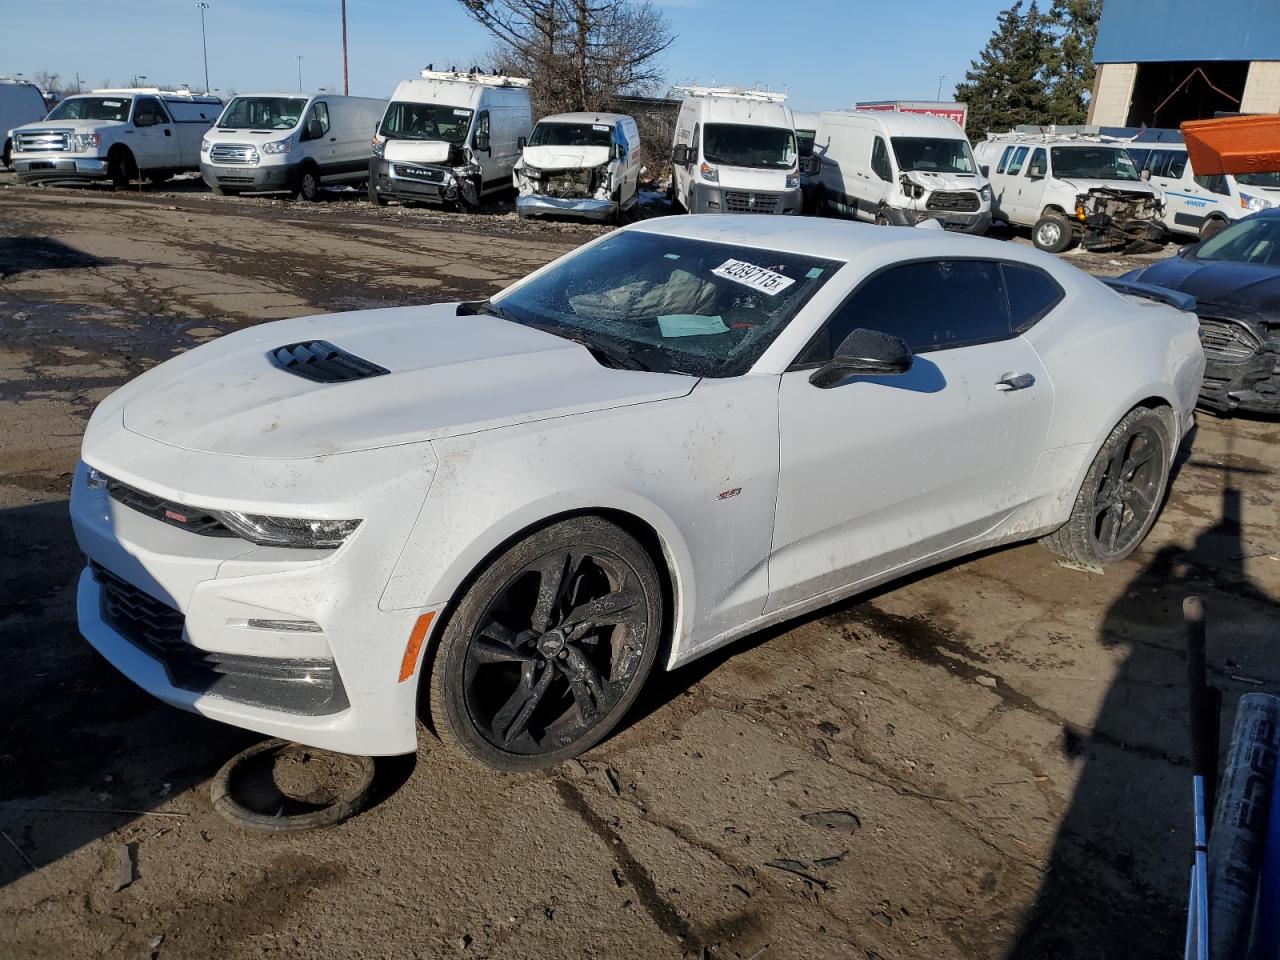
[209,738,376,833]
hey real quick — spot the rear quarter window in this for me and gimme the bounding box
[1002,263,1064,332]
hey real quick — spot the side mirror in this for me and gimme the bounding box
[517,135,527,150]
[1178,242,1200,258]
[809,328,913,388]
[306,118,324,140]
[475,133,491,153]
[134,113,155,128]
[374,120,380,135]
[803,156,822,177]
[671,144,690,166]
[1140,169,1151,181]
[979,164,990,178]
[1028,164,1045,179]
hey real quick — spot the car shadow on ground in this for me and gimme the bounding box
[0,236,106,276]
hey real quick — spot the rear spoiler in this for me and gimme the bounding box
[1100,278,1197,313]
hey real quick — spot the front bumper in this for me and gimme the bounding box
[517,193,617,221]
[200,161,296,192]
[14,155,108,183]
[1197,321,1280,414]
[884,205,992,234]
[369,157,468,205]
[689,182,802,215]
[1081,213,1165,250]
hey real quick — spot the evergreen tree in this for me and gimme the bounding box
[1045,0,1103,124]
[954,0,1053,140]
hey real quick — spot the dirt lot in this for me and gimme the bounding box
[1,174,1277,960]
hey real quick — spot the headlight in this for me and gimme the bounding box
[520,163,541,178]
[214,512,362,549]
[699,161,718,183]
[1241,192,1273,211]
[371,137,385,158]
[201,137,211,154]
[261,139,292,155]
[73,133,101,153]
[980,184,993,201]
[86,466,109,490]
[785,173,800,189]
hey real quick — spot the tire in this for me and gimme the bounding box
[874,209,891,226]
[428,516,664,772]
[1199,217,1226,241]
[368,180,387,206]
[1042,406,1172,567]
[298,164,322,202]
[107,148,137,189]
[2,139,11,170]
[1033,211,1074,253]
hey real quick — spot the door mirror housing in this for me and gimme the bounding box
[1178,241,1200,258]
[671,144,690,166]
[305,118,324,141]
[809,328,913,388]
[803,155,822,177]
[517,135,527,150]
[134,113,155,128]
[373,120,380,135]
[1028,163,1045,179]
[979,164,990,178]
[474,133,491,153]
[1140,168,1151,181]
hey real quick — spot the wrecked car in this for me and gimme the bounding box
[514,112,641,223]
[974,135,1164,252]
[369,69,531,209]
[1122,209,1280,415]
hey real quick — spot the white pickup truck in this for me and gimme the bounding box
[10,88,221,187]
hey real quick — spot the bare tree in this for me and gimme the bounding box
[459,0,673,115]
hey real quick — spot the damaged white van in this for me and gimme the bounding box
[514,112,641,222]
[369,69,532,209]
[811,110,992,233]
[669,87,802,215]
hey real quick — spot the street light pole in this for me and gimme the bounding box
[196,2,210,94]
[341,0,349,95]
[296,55,303,92]
[936,74,946,101]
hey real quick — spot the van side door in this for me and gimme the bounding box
[864,134,894,220]
[1019,147,1049,221]
[130,96,180,170]
[1000,146,1031,223]
[472,109,502,195]
[301,100,334,171]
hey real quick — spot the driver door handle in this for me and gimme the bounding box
[996,372,1036,391]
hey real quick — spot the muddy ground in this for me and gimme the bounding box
[1,173,1277,960]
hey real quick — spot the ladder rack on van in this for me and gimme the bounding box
[672,85,789,103]
[93,87,221,102]
[418,69,531,88]
[986,129,1139,146]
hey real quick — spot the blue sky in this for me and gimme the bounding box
[3,0,1014,111]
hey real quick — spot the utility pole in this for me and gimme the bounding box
[196,2,211,93]
[341,0,349,95]
[936,74,946,101]
[296,55,303,92]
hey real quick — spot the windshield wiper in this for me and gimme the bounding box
[456,299,512,321]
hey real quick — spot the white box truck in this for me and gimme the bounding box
[369,69,532,209]
[669,86,802,215]
[513,112,642,222]
[811,110,992,233]
[10,88,221,187]
[200,93,385,199]
[2,78,49,169]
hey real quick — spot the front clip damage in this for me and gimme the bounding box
[1075,187,1165,253]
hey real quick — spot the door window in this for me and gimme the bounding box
[1147,149,1188,179]
[1006,146,1029,176]
[1028,148,1047,177]
[308,102,330,135]
[996,145,1013,174]
[871,136,892,181]
[799,259,1012,361]
[1194,173,1230,195]
[133,98,168,126]
[473,110,490,147]
[1002,263,1064,332]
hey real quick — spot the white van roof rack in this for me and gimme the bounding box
[673,85,788,103]
[418,69,530,88]
[92,87,220,101]
[985,128,1138,145]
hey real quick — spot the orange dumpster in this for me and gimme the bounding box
[1181,115,1280,176]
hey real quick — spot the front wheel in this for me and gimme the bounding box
[368,180,387,206]
[1033,211,1074,253]
[298,165,322,202]
[1199,217,1226,241]
[1042,406,1172,566]
[428,516,664,772]
[107,149,137,189]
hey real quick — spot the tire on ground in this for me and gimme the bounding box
[1199,217,1226,241]
[1033,210,1074,253]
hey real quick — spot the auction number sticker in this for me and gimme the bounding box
[713,259,795,296]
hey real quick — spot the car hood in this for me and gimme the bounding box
[903,170,987,193]
[1127,257,1280,322]
[382,139,454,164]
[15,118,125,135]
[520,144,611,170]
[206,128,300,145]
[120,304,696,459]
[712,165,793,191]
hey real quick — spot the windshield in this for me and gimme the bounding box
[891,137,977,174]
[1236,171,1280,189]
[46,96,132,122]
[1049,146,1141,181]
[217,96,307,130]
[703,124,796,170]
[491,232,840,377]
[380,102,472,143]
[795,130,816,158]
[1195,216,1280,266]
[530,122,612,148]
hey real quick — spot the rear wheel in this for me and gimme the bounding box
[1042,406,1172,566]
[428,516,664,772]
[1033,211,1074,252]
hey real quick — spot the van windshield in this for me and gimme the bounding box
[703,124,796,170]
[46,97,132,122]
[217,96,307,130]
[530,122,612,148]
[1049,146,1141,181]
[381,102,473,143]
[1236,171,1280,188]
[891,137,976,174]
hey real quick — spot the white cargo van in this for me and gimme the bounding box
[669,87,801,215]
[811,110,992,233]
[199,93,384,200]
[1,79,48,168]
[514,112,642,222]
[973,133,1164,252]
[11,88,220,187]
[1127,142,1280,240]
[369,69,532,209]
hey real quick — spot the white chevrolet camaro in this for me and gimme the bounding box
[72,217,1204,769]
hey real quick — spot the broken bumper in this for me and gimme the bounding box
[1197,318,1280,413]
[369,157,467,204]
[883,205,992,234]
[517,194,617,221]
[14,156,108,183]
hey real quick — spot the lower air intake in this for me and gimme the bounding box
[269,340,390,383]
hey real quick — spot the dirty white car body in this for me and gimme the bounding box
[72,217,1204,760]
[515,112,642,221]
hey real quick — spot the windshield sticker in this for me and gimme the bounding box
[103,100,122,107]
[712,259,795,296]
[593,124,609,132]
[805,267,824,279]
[664,253,681,260]
[453,109,470,116]
[658,314,729,338]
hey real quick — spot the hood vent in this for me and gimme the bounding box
[269,340,390,383]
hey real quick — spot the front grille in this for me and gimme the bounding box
[269,340,390,383]
[723,191,781,214]
[392,163,445,183]
[1199,317,1260,363]
[209,143,258,165]
[926,190,980,213]
[107,477,236,538]
[94,562,185,651]
[15,129,72,153]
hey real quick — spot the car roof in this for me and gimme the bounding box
[623,215,1066,268]
[822,109,966,137]
[538,112,630,125]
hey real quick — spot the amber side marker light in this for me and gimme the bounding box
[399,612,436,682]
